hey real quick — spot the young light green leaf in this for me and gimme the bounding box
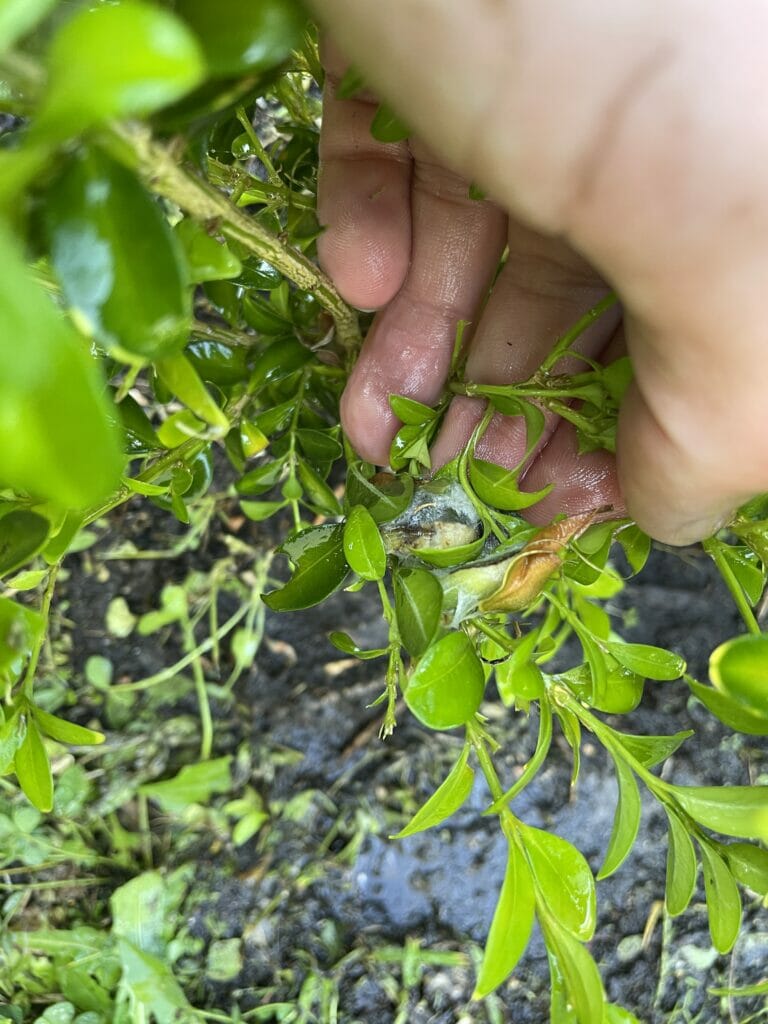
[391,744,474,839]
[604,1003,641,1023]
[723,842,768,895]
[122,477,170,497]
[116,939,195,1024]
[389,423,432,471]
[615,524,652,575]
[156,355,228,434]
[240,500,287,522]
[672,784,768,843]
[327,632,387,661]
[408,530,487,568]
[0,224,124,508]
[698,840,742,954]
[346,465,414,524]
[343,505,386,581]
[263,524,349,611]
[555,706,582,787]
[709,633,768,715]
[14,716,53,812]
[173,219,242,283]
[473,840,536,998]
[111,872,167,955]
[609,728,694,769]
[0,0,57,56]
[295,428,344,464]
[32,707,104,747]
[469,456,552,512]
[370,103,410,142]
[297,459,343,517]
[389,394,438,425]
[597,756,641,880]
[686,675,768,735]
[139,756,232,815]
[404,631,485,731]
[0,596,43,677]
[0,711,25,775]
[37,2,205,140]
[541,915,605,1024]
[495,629,545,705]
[0,510,49,577]
[602,642,685,681]
[521,825,596,941]
[393,567,443,657]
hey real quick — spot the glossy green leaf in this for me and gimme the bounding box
[240,499,286,522]
[173,219,242,283]
[37,1,204,139]
[0,0,56,56]
[237,457,288,495]
[32,707,104,747]
[295,429,343,464]
[391,744,474,839]
[610,728,694,769]
[600,356,634,403]
[0,510,49,577]
[541,915,605,1024]
[242,294,292,335]
[495,629,545,705]
[473,840,535,998]
[709,634,768,715]
[175,0,305,77]
[672,784,768,843]
[139,756,232,815]
[602,642,685,681]
[344,505,386,581]
[409,531,487,568]
[122,477,170,497]
[154,355,229,433]
[0,224,124,508]
[686,675,768,735]
[615,523,652,574]
[14,716,53,812]
[555,706,582,787]
[521,824,596,941]
[720,545,765,605]
[370,103,410,142]
[389,423,432,471]
[597,757,641,879]
[698,840,741,954]
[0,596,43,678]
[297,459,343,517]
[346,465,415,524]
[327,632,387,661]
[156,410,206,448]
[469,456,552,511]
[723,842,768,895]
[250,337,312,388]
[263,524,348,611]
[0,711,25,775]
[389,394,438,425]
[186,339,249,387]
[404,631,485,730]
[45,149,190,360]
[393,567,443,658]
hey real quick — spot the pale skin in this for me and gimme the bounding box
[309,0,768,545]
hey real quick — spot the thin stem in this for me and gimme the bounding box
[182,615,213,761]
[487,700,553,811]
[540,293,618,373]
[467,718,505,804]
[22,563,61,699]
[703,538,760,635]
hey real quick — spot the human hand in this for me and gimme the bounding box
[312,1,768,545]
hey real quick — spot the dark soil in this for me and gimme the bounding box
[56,505,768,1024]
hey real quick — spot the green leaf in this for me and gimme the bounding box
[45,148,190,361]
[139,756,232,815]
[393,567,443,658]
[240,500,286,522]
[615,523,651,574]
[686,675,768,735]
[249,337,312,389]
[469,456,552,511]
[555,706,582,787]
[14,716,53,812]
[473,840,536,998]
[609,728,694,769]
[0,0,56,57]
[0,224,124,508]
[263,524,348,611]
[344,505,386,581]
[597,757,641,879]
[37,1,204,140]
[709,634,768,715]
[604,1004,641,1024]
[0,510,49,577]
[336,65,367,99]
[327,632,387,660]
[297,459,343,517]
[391,744,474,838]
[346,465,415,524]
[404,631,485,730]
[370,103,410,142]
[389,423,432,471]
[116,939,196,1024]
[723,842,768,895]
[602,642,685,681]
[698,840,742,954]
[237,457,288,495]
[389,394,438,425]
[521,825,596,941]
[295,429,343,464]
[495,629,545,705]
[671,784,768,843]
[409,530,487,568]
[174,0,305,77]
[173,219,242,283]
[31,707,104,747]
[0,711,25,774]
[111,872,167,956]
[720,545,765,605]
[0,596,43,677]
[155,355,229,433]
[541,915,605,1024]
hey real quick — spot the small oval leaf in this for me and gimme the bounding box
[0,510,50,577]
[404,631,485,730]
[393,567,443,658]
[14,716,53,812]
[521,825,596,941]
[698,840,742,954]
[343,505,387,581]
[391,744,474,839]
[262,525,348,612]
[597,757,641,880]
[602,642,685,681]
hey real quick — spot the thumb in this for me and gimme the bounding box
[616,315,761,546]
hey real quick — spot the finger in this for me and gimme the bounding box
[317,39,412,309]
[341,142,508,464]
[430,221,618,470]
